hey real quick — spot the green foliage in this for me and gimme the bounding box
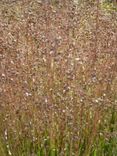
[102,1,117,12]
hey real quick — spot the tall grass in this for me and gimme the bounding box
[0,0,117,155]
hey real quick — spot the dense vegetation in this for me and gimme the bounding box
[0,0,117,156]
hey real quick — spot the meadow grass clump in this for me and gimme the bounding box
[0,0,117,156]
